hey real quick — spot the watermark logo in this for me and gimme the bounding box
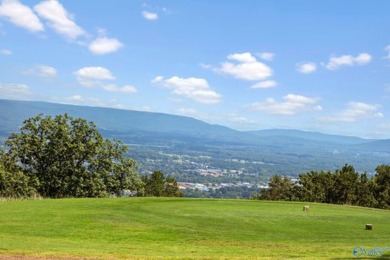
[353,246,390,257]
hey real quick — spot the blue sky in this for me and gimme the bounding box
[1,0,390,138]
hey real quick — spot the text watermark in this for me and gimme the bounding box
[353,246,390,257]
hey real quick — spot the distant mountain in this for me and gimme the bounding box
[1,99,389,175]
[0,99,241,140]
[247,129,369,145]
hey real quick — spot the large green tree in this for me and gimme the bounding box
[257,175,296,201]
[373,164,390,209]
[297,170,334,203]
[142,170,183,197]
[332,164,359,205]
[3,114,142,198]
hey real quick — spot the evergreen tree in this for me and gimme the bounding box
[142,170,182,197]
[373,165,390,209]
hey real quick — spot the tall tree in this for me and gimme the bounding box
[142,170,182,197]
[297,170,334,203]
[373,164,390,209]
[355,173,376,208]
[333,164,359,205]
[258,175,295,201]
[4,114,142,198]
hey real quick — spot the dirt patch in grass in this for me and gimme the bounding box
[0,256,98,260]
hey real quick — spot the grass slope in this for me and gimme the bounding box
[0,198,390,259]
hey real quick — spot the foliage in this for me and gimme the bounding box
[184,186,259,199]
[255,164,390,209]
[1,114,142,198]
[0,151,36,198]
[255,175,297,201]
[373,164,390,209]
[142,170,183,197]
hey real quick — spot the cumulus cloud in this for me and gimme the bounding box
[75,66,115,87]
[0,83,32,99]
[251,80,277,89]
[0,48,12,55]
[34,0,85,40]
[227,52,256,63]
[74,67,137,94]
[0,0,44,32]
[248,94,322,115]
[320,102,383,122]
[325,53,372,70]
[256,52,275,61]
[142,11,158,20]
[103,84,137,94]
[215,52,273,81]
[152,76,221,104]
[24,65,57,78]
[297,62,317,74]
[89,36,123,55]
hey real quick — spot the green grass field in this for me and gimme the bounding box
[0,198,390,259]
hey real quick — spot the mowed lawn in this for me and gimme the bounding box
[0,198,390,259]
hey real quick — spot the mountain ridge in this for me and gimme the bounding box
[1,99,389,176]
[0,99,382,143]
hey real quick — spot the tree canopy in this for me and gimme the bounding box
[142,170,183,197]
[255,164,390,209]
[1,114,143,198]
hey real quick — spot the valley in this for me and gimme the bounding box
[1,99,390,198]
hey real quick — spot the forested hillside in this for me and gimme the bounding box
[1,99,390,193]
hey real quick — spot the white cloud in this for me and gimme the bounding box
[320,102,383,122]
[142,11,158,20]
[0,48,12,55]
[152,76,222,104]
[74,67,137,94]
[0,83,32,99]
[297,62,317,74]
[89,37,123,55]
[215,52,272,81]
[24,65,57,78]
[325,53,372,70]
[64,95,132,110]
[103,84,137,94]
[199,63,213,70]
[75,66,115,87]
[385,45,390,60]
[67,95,104,106]
[227,52,257,63]
[256,52,275,61]
[176,108,199,117]
[228,114,255,124]
[251,80,277,89]
[151,75,164,83]
[34,0,85,40]
[248,94,322,115]
[0,0,44,32]
[354,53,372,65]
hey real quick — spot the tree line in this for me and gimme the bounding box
[254,164,390,209]
[0,114,182,199]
